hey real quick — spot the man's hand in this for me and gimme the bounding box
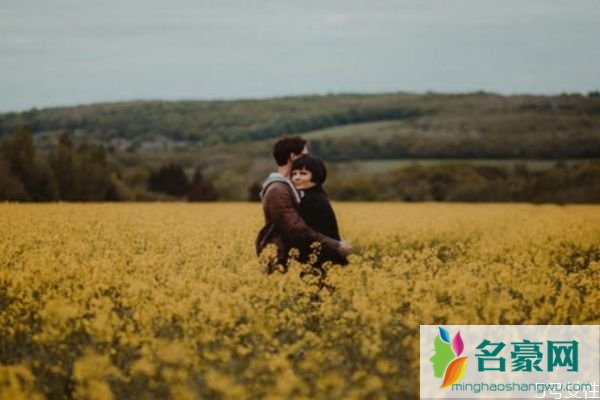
[338,240,353,256]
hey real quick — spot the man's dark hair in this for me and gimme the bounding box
[292,155,327,185]
[273,136,307,166]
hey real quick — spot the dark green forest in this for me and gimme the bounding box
[1,92,599,202]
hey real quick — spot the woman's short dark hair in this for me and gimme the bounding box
[273,136,307,166]
[292,155,327,185]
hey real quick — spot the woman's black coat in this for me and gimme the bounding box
[296,185,348,266]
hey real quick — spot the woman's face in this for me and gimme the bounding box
[291,168,316,190]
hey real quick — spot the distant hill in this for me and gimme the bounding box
[0,93,423,144]
[1,92,599,202]
[1,92,599,159]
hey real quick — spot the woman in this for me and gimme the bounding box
[290,155,348,268]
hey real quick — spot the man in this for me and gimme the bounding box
[256,136,352,272]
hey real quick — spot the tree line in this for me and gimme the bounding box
[0,127,219,202]
[2,125,599,203]
[2,92,598,148]
[310,129,600,160]
[147,164,218,201]
[324,161,600,203]
[0,95,424,144]
[0,126,118,201]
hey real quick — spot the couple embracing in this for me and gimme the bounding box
[255,136,352,275]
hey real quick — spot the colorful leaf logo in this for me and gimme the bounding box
[439,326,451,343]
[440,357,468,388]
[430,327,468,389]
[452,332,464,356]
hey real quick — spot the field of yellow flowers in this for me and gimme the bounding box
[0,203,598,399]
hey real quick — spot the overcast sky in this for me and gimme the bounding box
[1,0,599,112]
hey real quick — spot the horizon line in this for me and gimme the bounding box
[2,88,599,114]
